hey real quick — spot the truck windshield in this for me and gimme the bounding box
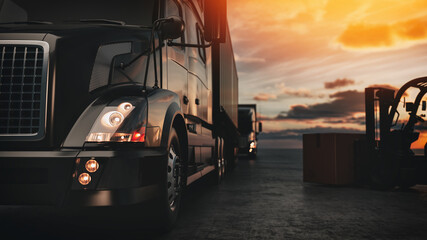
[0,0,157,26]
[238,109,254,134]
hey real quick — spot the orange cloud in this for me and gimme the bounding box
[325,78,355,89]
[228,0,330,45]
[396,18,427,40]
[338,16,427,49]
[338,23,393,48]
[254,93,277,101]
[279,85,317,98]
[253,83,323,102]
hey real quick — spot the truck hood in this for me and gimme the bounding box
[0,25,151,149]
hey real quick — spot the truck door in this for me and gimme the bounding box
[184,2,212,166]
[165,0,188,113]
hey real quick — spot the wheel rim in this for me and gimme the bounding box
[221,158,225,176]
[167,144,181,211]
[218,138,223,180]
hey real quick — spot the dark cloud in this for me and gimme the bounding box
[259,126,364,140]
[283,90,365,119]
[324,78,355,89]
[323,116,365,125]
[258,114,277,121]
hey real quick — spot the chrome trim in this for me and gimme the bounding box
[186,165,215,186]
[0,40,49,140]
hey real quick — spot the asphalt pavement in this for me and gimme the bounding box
[1,149,427,239]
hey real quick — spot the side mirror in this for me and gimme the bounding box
[258,122,262,133]
[159,16,185,40]
[204,0,227,43]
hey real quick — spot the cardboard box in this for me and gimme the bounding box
[303,133,365,185]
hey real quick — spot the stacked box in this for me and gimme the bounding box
[303,133,365,185]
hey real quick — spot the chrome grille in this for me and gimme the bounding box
[0,41,49,138]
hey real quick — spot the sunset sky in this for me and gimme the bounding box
[227,0,427,148]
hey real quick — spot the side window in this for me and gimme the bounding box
[184,4,205,65]
[185,7,198,45]
[166,0,185,46]
[196,23,206,63]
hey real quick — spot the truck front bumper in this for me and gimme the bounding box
[0,149,166,206]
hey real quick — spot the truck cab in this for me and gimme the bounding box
[238,104,261,156]
[0,0,238,228]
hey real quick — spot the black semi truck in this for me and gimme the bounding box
[238,104,261,156]
[0,0,238,227]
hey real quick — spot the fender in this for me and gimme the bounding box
[161,103,184,148]
[146,89,186,149]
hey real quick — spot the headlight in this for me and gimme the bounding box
[119,102,133,112]
[102,111,124,127]
[86,102,146,143]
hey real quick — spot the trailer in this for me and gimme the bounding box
[0,0,238,228]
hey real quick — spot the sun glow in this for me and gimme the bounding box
[412,132,427,149]
[229,0,427,148]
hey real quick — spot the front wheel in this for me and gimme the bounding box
[158,128,186,230]
[370,152,399,190]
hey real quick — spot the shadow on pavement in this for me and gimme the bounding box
[0,175,219,240]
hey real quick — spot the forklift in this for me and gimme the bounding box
[365,76,427,189]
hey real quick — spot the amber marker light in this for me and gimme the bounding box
[131,127,146,142]
[85,159,99,173]
[78,173,91,185]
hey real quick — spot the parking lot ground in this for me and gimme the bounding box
[1,149,427,239]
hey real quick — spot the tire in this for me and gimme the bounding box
[220,138,226,177]
[248,149,257,159]
[370,152,399,190]
[224,138,236,171]
[157,128,186,230]
[212,137,224,184]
